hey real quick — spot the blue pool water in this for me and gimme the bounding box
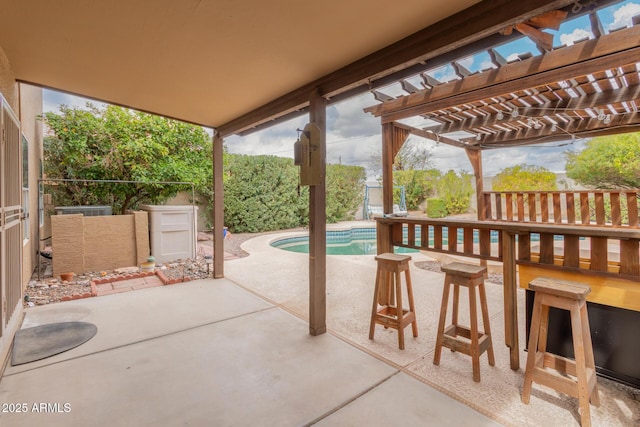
[271,226,558,255]
[271,228,417,255]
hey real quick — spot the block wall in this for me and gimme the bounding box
[51,212,150,276]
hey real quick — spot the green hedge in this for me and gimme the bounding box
[326,164,366,222]
[222,154,365,233]
[224,155,304,232]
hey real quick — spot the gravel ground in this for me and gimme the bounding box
[25,230,286,307]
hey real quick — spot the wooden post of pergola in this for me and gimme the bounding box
[379,123,410,254]
[309,88,327,336]
[212,131,225,278]
[465,148,485,221]
[381,123,395,217]
[465,148,489,272]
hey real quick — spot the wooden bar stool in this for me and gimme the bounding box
[433,262,494,382]
[522,277,599,427]
[369,253,417,350]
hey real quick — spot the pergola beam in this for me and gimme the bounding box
[468,111,640,146]
[423,84,640,135]
[393,121,472,149]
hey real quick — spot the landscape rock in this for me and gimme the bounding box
[115,266,140,274]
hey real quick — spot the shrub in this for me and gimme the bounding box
[224,155,305,232]
[221,154,365,232]
[326,164,366,222]
[492,164,557,191]
[437,170,473,215]
[426,198,447,218]
[394,169,441,210]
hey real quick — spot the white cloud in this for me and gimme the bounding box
[330,93,380,138]
[559,28,593,46]
[479,60,497,71]
[43,89,104,113]
[610,2,640,30]
[430,143,472,173]
[224,92,382,171]
[480,138,585,176]
[224,115,306,159]
[506,52,521,62]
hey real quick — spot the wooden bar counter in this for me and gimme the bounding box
[375,216,640,373]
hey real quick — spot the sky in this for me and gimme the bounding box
[43,1,640,180]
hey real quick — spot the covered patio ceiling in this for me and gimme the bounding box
[0,0,582,136]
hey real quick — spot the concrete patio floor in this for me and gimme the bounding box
[0,279,500,426]
[1,224,638,426]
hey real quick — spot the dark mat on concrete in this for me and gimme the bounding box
[11,321,98,366]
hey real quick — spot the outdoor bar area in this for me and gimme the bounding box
[365,6,640,424]
[375,216,640,381]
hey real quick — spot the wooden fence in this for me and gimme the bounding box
[482,190,639,227]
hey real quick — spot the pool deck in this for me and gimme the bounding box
[226,222,639,426]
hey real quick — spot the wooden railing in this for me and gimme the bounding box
[377,217,640,281]
[482,190,639,227]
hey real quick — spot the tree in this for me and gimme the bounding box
[368,137,433,178]
[566,133,640,189]
[492,164,557,191]
[223,155,306,232]
[394,139,433,171]
[369,137,439,211]
[43,104,212,214]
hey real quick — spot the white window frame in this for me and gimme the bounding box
[22,134,30,242]
[39,160,44,227]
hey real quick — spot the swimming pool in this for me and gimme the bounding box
[271,225,556,255]
[271,228,418,255]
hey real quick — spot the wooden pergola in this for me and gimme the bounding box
[365,18,640,219]
[363,6,640,373]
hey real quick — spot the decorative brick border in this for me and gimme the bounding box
[85,270,193,298]
[60,292,94,302]
[91,271,157,286]
[54,270,195,302]
[153,270,192,285]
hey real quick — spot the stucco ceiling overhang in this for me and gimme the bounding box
[0,0,573,135]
